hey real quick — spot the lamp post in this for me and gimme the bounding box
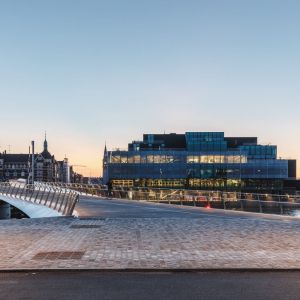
[239,149,242,192]
[31,141,35,185]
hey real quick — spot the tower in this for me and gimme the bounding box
[44,132,48,152]
[103,142,109,184]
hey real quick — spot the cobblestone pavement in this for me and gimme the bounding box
[1,200,300,270]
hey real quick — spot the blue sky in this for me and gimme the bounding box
[0,0,299,176]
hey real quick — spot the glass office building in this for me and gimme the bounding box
[103,132,297,193]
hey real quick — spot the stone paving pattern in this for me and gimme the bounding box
[1,213,300,270]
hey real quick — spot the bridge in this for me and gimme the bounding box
[0,183,300,270]
[0,182,79,219]
[2,181,300,219]
[36,182,300,216]
[0,182,300,271]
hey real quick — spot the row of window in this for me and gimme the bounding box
[4,164,28,169]
[110,178,283,190]
[187,155,247,164]
[240,145,277,159]
[186,132,224,142]
[5,171,26,177]
[108,154,247,164]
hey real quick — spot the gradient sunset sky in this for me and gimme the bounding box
[0,0,299,177]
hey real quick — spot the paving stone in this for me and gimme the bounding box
[0,215,300,269]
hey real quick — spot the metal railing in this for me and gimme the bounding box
[43,183,300,216]
[110,187,300,216]
[116,188,300,216]
[0,182,79,216]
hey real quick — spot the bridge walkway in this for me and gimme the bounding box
[0,196,299,270]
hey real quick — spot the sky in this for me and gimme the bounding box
[0,0,299,177]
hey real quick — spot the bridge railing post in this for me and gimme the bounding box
[33,186,41,203]
[4,183,10,196]
[14,183,21,198]
[28,184,36,202]
[62,192,69,215]
[38,186,46,204]
[7,183,14,197]
[18,184,25,200]
[222,193,226,210]
[62,191,73,215]
[64,192,78,216]
[44,186,52,207]
[258,195,263,213]
[24,184,30,201]
[53,189,62,211]
[240,198,244,211]
[280,201,284,215]
[0,183,5,195]
[58,190,69,213]
[49,187,58,209]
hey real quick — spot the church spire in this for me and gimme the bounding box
[44,131,48,152]
[103,142,108,161]
[104,141,107,155]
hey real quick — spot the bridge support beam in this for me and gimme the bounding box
[0,201,11,219]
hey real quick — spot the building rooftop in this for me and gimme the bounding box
[0,154,30,163]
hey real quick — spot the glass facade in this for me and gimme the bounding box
[103,132,295,192]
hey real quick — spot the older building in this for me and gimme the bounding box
[0,137,73,183]
[0,154,29,180]
[34,137,56,182]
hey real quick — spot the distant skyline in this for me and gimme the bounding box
[0,0,300,177]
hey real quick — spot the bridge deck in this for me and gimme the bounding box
[0,196,300,270]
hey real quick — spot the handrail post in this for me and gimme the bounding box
[33,186,41,203]
[44,186,52,207]
[240,198,244,211]
[2,183,7,195]
[24,184,29,201]
[29,184,35,202]
[66,193,79,216]
[62,191,73,215]
[58,190,69,213]
[14,183,21,198]
[53,189,62,210]
[258,195,263,213]
[223,194,226,210]
[7,183,14,197]
[49,187,58,209]
[38,186,47,204]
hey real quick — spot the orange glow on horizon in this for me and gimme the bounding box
[2,133,300,180]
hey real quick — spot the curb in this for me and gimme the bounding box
[1,268,300,273]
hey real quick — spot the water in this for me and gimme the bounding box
[290,210,300,217]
